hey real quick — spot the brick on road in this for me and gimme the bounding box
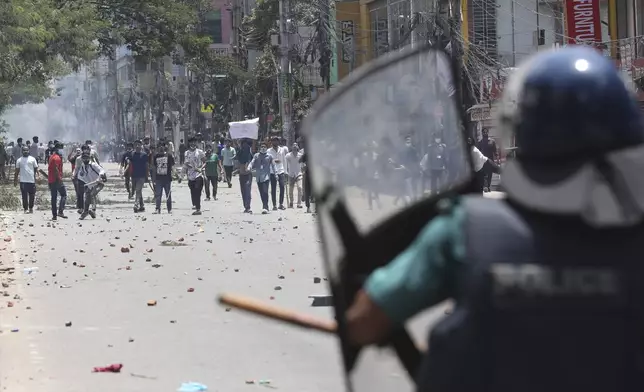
[0,163,494,392]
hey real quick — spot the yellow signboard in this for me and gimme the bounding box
[201,104,215,113]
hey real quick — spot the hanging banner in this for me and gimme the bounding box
[336,2,361,81]
[565,0,602,45]
[341,21,354,63]
[228,118,259,140]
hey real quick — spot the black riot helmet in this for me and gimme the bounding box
[499,46,644,227]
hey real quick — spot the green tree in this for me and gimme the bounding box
[187,49,251,129]
[243,0,334,133]
[0,0,105,114]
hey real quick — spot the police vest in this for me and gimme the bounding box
[417,196,644,392]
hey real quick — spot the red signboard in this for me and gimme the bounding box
[565,0,602,45]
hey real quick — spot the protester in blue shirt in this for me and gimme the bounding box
[129,140,149,213]
[248,141,275,214]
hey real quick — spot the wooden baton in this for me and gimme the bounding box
[218,293,337,334]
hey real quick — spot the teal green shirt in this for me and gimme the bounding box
[205,153,220,177]
[364,201,466,325]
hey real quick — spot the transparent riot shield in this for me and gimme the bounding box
[303,46,473,392]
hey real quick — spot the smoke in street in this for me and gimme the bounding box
[3,71,112,144]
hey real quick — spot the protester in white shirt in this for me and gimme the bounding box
[471,145,488,172]
[167,141,175,157]
[30,136,40,162]
[469,138,500,192]
[267,136,289,210]
[74,151,106,219]
[284,143,304,208]
[14,146,38,213]
[183,137,206,215]
[221,139,237,187]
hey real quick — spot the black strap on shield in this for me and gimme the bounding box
[320,184,422,379]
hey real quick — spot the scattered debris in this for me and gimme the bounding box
[309,295,333,307]
[160,240,187,247]
[92,363,123,373]
[130,373,156,380]
[245,380,271,385]
[177,382,208,392]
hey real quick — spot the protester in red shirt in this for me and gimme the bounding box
[48,142,68,220]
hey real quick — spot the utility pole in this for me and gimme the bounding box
[155,59,165,141]
[321,0,331,92]
[511,0,516,66]
[278,0,292,142]
[450,0,475,137]
[110,45,122,141]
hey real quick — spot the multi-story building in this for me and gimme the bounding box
[465,0,644,144]
[205,0,234,55]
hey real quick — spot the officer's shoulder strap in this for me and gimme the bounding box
[460,195,534,263]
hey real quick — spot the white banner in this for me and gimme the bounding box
[228,118,259,140]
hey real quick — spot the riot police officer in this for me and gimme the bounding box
[343,47,644,391]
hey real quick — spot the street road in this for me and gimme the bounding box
[0,163,460,392]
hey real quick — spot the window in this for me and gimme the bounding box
[204,10,223,44]
[389,0,411,50]
[471,0,498,64]
[370,4,389,58]
[134,58,147,72]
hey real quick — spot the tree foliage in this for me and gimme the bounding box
[187,50,252,125]
[0,0,326,132]
[0,0,105,113]
[243,0,333,107]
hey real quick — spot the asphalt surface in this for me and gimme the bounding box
[0,163,487,392]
